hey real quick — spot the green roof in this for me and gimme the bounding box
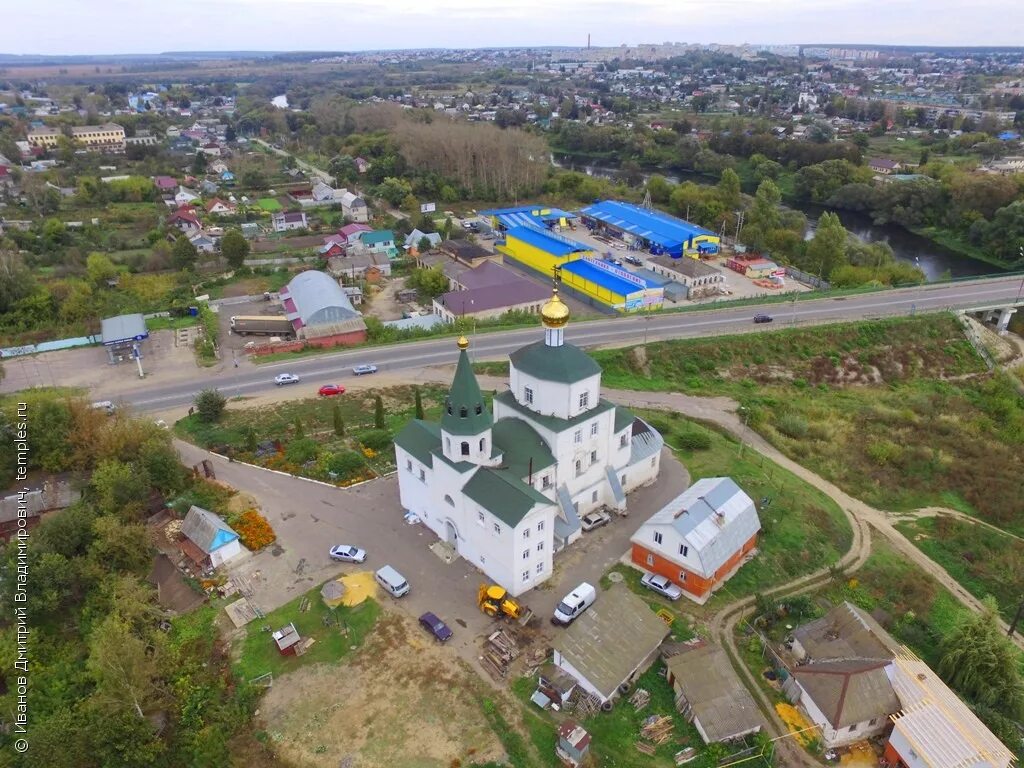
[442,348,493,436]
[509,340,601,384]
[494,389,615,434]
[393,420,440,466]
[492,418,555,479]
[463,467,554,527]
[362,229,394,245]
[614,406,636,433]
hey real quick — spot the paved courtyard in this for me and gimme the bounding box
[174,439,689,671]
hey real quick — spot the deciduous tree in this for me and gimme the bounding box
[220,228,249,269]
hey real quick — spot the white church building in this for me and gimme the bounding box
[394,288,664,595]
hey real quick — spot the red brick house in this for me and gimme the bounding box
[630,477,760,604]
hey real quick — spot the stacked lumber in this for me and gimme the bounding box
[640,714,674,745]
[629,688,651,711]
[487,629,520,662]
[635,742,656,756]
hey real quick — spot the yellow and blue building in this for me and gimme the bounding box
[499,225,593,279]
[559,257,663,313]
[580,200,720,257]
[480,205,577,232]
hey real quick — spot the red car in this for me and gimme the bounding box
[318,384,346,397]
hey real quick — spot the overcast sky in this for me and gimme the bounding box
[10,0,1023,55]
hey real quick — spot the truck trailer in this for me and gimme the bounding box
[229,315,295,337]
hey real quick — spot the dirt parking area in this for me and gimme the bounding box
[361,276,409,322]
[259,611,505,768]
[0,329,199,396]
[218,297,288,353]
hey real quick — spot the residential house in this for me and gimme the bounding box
[0,478,82,543]
[220,170,235,184]
[790,660,899,748]
[338,222,372,245]
[198,142,222,157]
[179,505,243,567]
[199,179,220,196]
[326,251,392,281]
[209,159,228,175]
[791,600,898,663]
[189,233,217,253]
[153,175,178,193]
[630,477,761,604]
[433,281,551,322]
[553,585,670,703]
[664,642,763,744]
[404,228,442,255]
[340,190,369,222]
[868,158,901,175]
[175,186,200,205]
[319,241,346,259]
[357,229,397,257]
[205,198,237,216]
[271,211,308,232]
[166,207,202,233]
[354,156,371,174]
[393,291,663,596]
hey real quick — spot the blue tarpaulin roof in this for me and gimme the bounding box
[580,200,716,252]
[505,225,591,257]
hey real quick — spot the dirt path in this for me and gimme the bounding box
[893,506,1024,545]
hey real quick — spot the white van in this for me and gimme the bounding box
[90,401,116,415]
[374,565,410,598]
[552,582,597,625]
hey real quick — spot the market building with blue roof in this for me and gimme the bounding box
[579,200,720,257]
[499,225,594,277]
[559,257,664,313]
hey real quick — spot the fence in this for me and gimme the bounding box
[1,335,100,359]
[784,267,830,291]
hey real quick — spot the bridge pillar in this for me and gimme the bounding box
[997,307,1017,335]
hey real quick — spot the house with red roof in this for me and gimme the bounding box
[153,175,177,192]
[167,207,202,233]
[205,198,237,216]
[338,222,372,244]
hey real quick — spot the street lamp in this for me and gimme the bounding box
[737,406,750,458]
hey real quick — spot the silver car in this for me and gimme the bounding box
[640,572,683,601]
[580,510,611,532]
[329,545,367,563]
[352,364,378,376]
[274,373,300,385]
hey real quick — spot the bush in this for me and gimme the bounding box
[194,389,227,423]
[284,438,318,464]
[775,412,809,439]
[359,429,393,452]
[675,429,712,451]
[327,450,365,477]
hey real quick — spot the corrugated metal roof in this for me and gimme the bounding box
[581,200,715,252]
[561,258,654,296]
[181,506,238,554]
[437,281,550,315]
[280,270,358,327]
[505,225,591,257]
[100,314,148,345]
[462,467,553,527]
[632,477,760,578]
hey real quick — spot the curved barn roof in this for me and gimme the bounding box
[280,270,358,328]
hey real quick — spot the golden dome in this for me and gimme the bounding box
[457,335,470,350]
[541,287,570,329]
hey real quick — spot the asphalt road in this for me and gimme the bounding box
[110,274,1024,413]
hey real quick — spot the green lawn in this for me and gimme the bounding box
[146,314,200,331]
[233,585,381,682]
[894,515,1024,622]
[641,412,852,608]
[257,197,283,212]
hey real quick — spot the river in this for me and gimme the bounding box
[271,94,289,109]
[550,153,1002,281]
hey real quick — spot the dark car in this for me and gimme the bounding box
[624,255,644,267]
[318,384,346,397]
[419,611,453,642]
[753,314,774,324]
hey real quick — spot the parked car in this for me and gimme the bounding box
[274,373,300,385]
[640,572,683,601]
[374,565,410,597]
[329,545,367,563]
[418,611,453,642]
[753,314,774,324]
[604,256,623,266]
[552,582,597,625]
[624,255,644,267]
[352,364,378,376]
[580,510,612,532]
[318,384,346,397]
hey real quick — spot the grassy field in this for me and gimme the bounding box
[894,515,1024,622]
[233,585,380,682]
[485,315,1024,537]
[257,197,283,211]
[642,412,852,608]
[175,385,448,484]
[145,314,200,331]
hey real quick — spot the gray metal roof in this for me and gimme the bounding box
[555,584,669,699]
[633,477,760,579]
[100,313,148,345]
[666,643,763,743]
[281,270,358,327]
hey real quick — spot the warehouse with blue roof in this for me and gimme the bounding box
[499,225,594,278]
[480,205,577,232]
[580,200,720,257]
[559,257,664,312]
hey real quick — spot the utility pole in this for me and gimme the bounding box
[1009,597,1024,638]
[737,406,749,458]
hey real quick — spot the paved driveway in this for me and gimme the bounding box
[175,440,689,667]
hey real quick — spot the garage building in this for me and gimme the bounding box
[580,200,720,257]
[279,270,367,347]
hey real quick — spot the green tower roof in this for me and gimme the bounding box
[442,347,493,436]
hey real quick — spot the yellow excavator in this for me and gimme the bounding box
[478,584,530,622]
